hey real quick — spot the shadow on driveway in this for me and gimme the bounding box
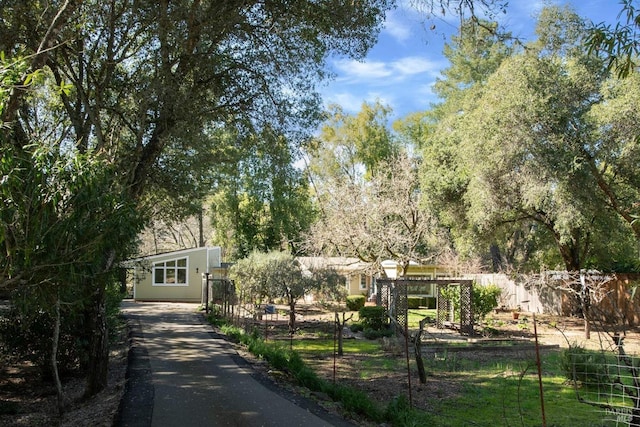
[115,301,354,427]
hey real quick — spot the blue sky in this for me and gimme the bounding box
[320,0,620,120]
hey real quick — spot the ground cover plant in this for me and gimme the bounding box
[209,304,637,427]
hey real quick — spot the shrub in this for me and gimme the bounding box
[346,295,366,311]
[349,322,364,333]
[363,327,394,340]
[0,304,85,378]
[425,297,436,309]
[561,345,611,386]
[358,305,388,331]
[440,283,502,323]
[472,284,502,322]
[407,296,422,309]
[328,383,385,421]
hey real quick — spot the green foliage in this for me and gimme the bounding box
[425,297,436,309]
[440,284,501,323]
[0,0,395,396]
[346,294,366,311]
[560,345,611,386]
[472,284,502,322]
[327,383,385,421]
[209,128,317,259]
[0,281,125,378]
[586,0,640,78]
[362,327,394,340]
[0,301,85,378]
[407,296,422,309]
[358,305,388,331]
[349,322,364,333]
[385,394,435,426]
[415,6,640,271]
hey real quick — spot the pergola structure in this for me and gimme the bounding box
[376,277,474,336]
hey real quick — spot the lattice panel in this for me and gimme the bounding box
[378,281,391,310]
[436,284,451,328]
[376,278,474,335]
[395,284,408,332]
[459,281,473,335]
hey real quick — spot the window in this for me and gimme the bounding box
[153,257,188,286]
[360,274,367,290]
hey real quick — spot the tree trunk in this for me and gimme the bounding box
[84,282,108,397]
[52,294,66,414]
[580,273,591,340]
[414,340,427,384]
[198,207,204,247]
[288,300,296,336]
[335,312,353,357]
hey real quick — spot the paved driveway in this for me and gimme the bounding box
[116,301,350,427]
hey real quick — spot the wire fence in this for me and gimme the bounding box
[564,342,640,426]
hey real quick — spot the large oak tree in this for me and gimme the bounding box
[0,0,394,397]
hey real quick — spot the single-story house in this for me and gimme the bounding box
[381,260,451,298]
[297,257,374,297]
[124,246,224,302]
[297,257,452,299]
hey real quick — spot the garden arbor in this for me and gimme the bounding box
[377,278,474,335]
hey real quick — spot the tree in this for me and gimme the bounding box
[0,141,140,408]
[210,127,317,260]
[586,0,640,78]
[419,6,640,273]
[411,19,515,268]
[230,251,342,335]
[307,151,442,276]
[0,0,396,397]
[307,100,400,184]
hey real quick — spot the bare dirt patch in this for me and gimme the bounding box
[3,303,637,427]
[0,321,128,427]
[235,306,640,423]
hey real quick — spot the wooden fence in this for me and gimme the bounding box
[468,273,640,326]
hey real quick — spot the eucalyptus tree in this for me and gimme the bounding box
[0,0,395,396]
[586,0,640,78]
[307,100,399,184]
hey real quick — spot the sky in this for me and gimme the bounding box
[320,0,622,121]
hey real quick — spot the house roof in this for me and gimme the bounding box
[296,256,369,274]
[122,246,222,267]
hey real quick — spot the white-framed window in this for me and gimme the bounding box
[153,257,188,286]
[360,274,367,290]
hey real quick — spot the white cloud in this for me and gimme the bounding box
[323,92,364,112]
[392,57,440,76]
[383,10,413,43]
[333,59,392,80]
[332,56,442,85]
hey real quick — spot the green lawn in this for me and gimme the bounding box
[407,308,437,328]
[293,334,622,426]
[291,337,382,355]
[426,355,611,426]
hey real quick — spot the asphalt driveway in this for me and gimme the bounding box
[115,301,351,427]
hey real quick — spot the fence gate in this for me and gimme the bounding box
[377,278,474,335]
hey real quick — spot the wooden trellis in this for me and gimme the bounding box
[377,278,474,335]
